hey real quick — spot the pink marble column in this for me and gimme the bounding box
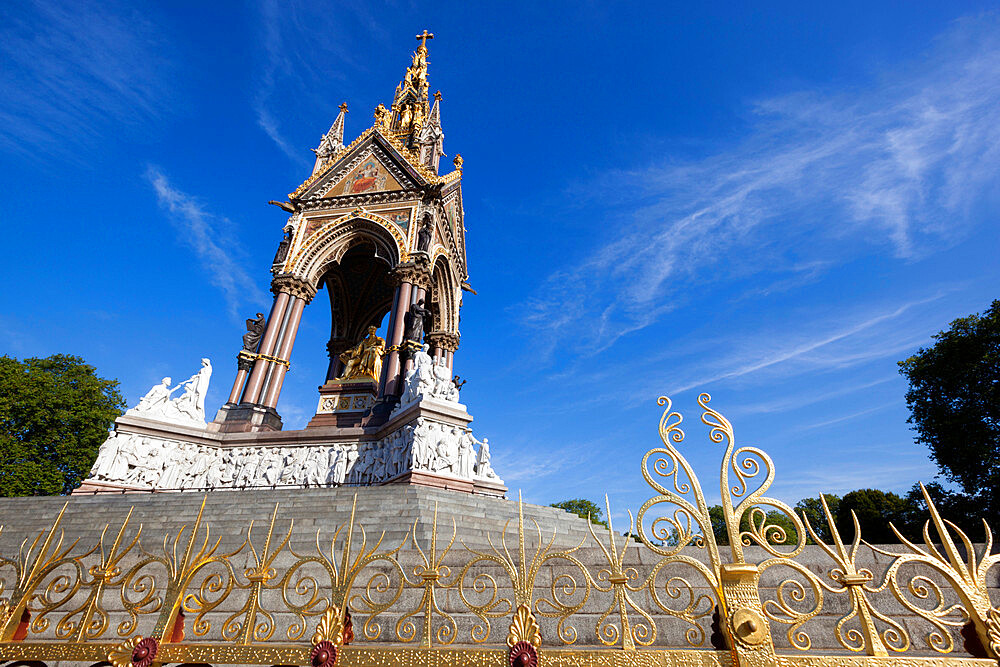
[381,281,412,397]
[446,349,454,372]
[227,367,249,404]
[261,296,305,408]
[402,286,428,377]
[241,291,291,404]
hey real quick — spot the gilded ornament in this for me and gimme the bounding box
[107,635,141,667]
[0,395,999,667]
[507,604,540,649]
[313,606,345,647]
[731,609,767,646]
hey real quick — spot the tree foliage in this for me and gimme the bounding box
[550,498,608,527]
[899,299,1000,525]
[0,355,125,496]
[836,489,920,545]
[794,494,841,543]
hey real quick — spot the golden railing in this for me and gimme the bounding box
[0,393,997,667]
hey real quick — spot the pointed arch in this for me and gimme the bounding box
[430,253,460,334]
[289,212,406,289]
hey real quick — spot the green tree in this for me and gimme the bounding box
[902,481,989,543]
[550,499,608,527]
[0,354,125,496]
[836,489,920,544]
[795,494,841,543]
[899,299,1000,528]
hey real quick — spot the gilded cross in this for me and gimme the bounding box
[415,29,434,49]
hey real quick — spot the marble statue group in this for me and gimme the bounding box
[126,359,213,426]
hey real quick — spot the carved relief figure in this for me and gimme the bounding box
[158,444,186,489]
[457,432,475,478]
[90,432,123,480]
[329,447,346,485]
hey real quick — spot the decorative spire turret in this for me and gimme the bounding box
[418,90,445,173]
[311,102,348,176]
[382,30,435,146]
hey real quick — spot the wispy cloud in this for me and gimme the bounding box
[0,0,169,156]
[662,296,941,396]
[797,401,898,432]
[731,375,896,416]
[146,166,267,317]
[251,0,384,168]
[520,14,1000,355]
[253,0,308,166]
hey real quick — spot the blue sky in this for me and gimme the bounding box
[2,1,999,523]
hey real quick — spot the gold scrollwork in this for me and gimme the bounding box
[0,394,996,667]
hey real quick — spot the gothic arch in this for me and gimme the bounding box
[289,213,405,290]
[430,254,459,334]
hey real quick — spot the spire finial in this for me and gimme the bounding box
[416,30,434,50]
[339,102,349,113]
[434,90,442,102]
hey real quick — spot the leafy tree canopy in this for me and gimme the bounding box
[550,498,608,527]
[899,299,1000,524]
[0,354,125,496]
[794,494,841,543]
[836,488,921,545]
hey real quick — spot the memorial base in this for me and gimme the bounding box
[306,379,378,428]
[211,403,283,433]
[384,470,507,497]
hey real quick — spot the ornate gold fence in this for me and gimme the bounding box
[0,394,997,666]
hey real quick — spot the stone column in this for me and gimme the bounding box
[326,338,350,383]
[426,331,460,375]
[227,354,256,404]
[379,280,410,397]
[243,275,316,406]
[261,295,306,408]
[380,257,431,398]
[241,291,291,404]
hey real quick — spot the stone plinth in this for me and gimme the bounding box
[210,402,283,432]
[307,378,378,428]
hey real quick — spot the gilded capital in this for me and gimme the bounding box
[425,331,460,352]
[388,261,432,290]
[271,273,318,303]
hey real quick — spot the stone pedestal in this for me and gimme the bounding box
[306,379,378,428]
[210,403,283,433]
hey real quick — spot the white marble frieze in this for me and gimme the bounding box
[85,416,501,491]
